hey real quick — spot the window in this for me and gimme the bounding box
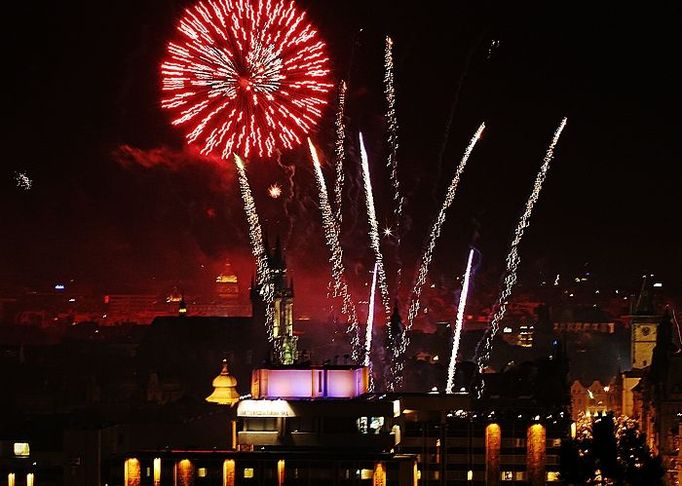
[13,443,30,457]
[243,468,254,479]
[547,471,560,482]
[501,471,513,481]
[370,417,384,433]
[197,468,207,478]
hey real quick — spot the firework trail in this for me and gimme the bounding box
[433,31,487,195]
[359,133,392,321]
[384,37,403,226]
[384,36,406,294]
[446,248,475,394]
[407,123,485,331]
[308,139,361,360]
[234,154,274,340]
[364,261,378,368]
[475,117,568,370]
[333,81,347,224]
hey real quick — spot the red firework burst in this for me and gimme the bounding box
[161,0,333,160]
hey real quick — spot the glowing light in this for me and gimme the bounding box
[407,123,485,337]
[476,118,567,372]
[446,248,475,394]
[153,458,161,486]
[234,154,274,339]
[161,0,333,159]
[308,139,360,359]
[224,460,236,486]
[527,424,547,486]
[54,284,65,291]
[268,184,282,199]
[14,171,32,190]
[364,262,378,368]
[333,81,347,224]
[277,460,285,486]
[485,424,501,485]
[124,458,141,486]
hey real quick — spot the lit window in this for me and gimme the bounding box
[501,471,513,481]
[243,468,254,479]
[547,471,560,481]
[13,443,30,457]
[197,468,207,478]
[360,469,373,480]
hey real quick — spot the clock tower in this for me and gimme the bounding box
[632,322,657,369]
[629,277,660,370]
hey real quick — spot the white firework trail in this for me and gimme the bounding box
[364,261,378,368]
[308,139,361,360]
[407,123,486,332]
[384,37,403,224]
[234,154,274,340]
[333,81,347,224]
[476,117,568,371]
[359,133,392,321]
[446,248,475,394]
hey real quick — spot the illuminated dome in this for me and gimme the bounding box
[206,359,240,406]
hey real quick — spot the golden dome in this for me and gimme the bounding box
[206,360,240,406]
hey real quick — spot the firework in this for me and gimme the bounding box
[407,123,485,331]
[308,139,361,359]
[364,261,378,367]
[333,81,347,224]
[234,154,274,338]
[14,171,33,190]
[161,0,333,160]
[359,133,392,319]
[445,248,475,394]
[268,183,282,199]
[476,117,568,370]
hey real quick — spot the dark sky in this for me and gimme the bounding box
[3,1,681,308]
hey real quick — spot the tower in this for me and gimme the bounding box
[630,276,661,369]
[250,236,298,365]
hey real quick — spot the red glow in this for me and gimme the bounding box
[161,0,333,160]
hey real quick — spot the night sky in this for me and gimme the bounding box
[3,1,681,311]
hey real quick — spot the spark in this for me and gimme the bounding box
[234,154,274,339]
[308,139,361,360]
[383,227,394,238]
[364,261,378,368]
[446,248,475,394]
[476,117,568,371]
[268,184,282,199]
[14,171,32,190]
[333,81,347,224]
[407,123,485,332]
[161,0,333,160]
[359,133,392,319]
[487,39,500,60]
